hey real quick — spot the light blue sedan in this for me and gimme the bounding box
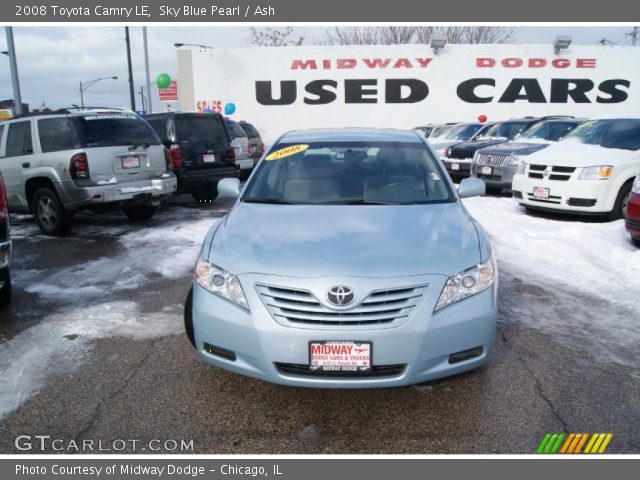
[185,128,497,388]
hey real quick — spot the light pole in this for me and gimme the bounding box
[79,76,118,108]
[143,27,152,113]
[4,27,23,115]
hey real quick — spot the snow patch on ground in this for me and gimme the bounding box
[0,301,181,420]
[23,216,217,301]
[464,196,640,363]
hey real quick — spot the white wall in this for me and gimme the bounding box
[177,44,640,142]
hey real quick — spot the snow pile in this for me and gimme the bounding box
[0,301,182,420]
[23,216,217,300]
[465,196,639,310]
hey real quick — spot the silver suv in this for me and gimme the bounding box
[0,108,177,235]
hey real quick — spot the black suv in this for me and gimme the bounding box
[144,112,239,202]
[444,116,571,180]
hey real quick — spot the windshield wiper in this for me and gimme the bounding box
[324,199,407,205]
[243,197,292,204]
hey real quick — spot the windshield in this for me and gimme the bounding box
[483,121,530,140]
[414,126,434,137]
[563,119,640,150]
[74,114,160,148]
[175,115,228,144]
[431,125,455,137]
[442,124,483,141]
[519,121,579,141]
[225,119,247,139]
[243,141,453,205]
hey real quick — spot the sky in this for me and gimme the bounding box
[0,26,637,112]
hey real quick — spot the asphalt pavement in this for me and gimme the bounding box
[0,195,638,454]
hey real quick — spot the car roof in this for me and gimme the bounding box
[279,128,423,144]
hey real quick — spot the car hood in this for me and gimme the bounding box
[451,138,509,151]
[526,139,639,166]
[479,141,551,156]
[208,202,481,278]
[429,140,461,150]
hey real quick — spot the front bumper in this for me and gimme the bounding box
[62,175,177,210]
[0,239,11,270]
[512,172,614,214]
[191,273,497,388]
[471,163,518,189]
[443,159,472,179]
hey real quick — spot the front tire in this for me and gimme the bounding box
[605,180,633,222]
[32,187,74,236]
[123,205,156,222]
[632,237,640,248]
[0,268,11,309]
[184,287,196,348]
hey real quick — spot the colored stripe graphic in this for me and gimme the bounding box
[538,433,613,454]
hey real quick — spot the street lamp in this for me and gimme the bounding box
[430,37,447,55]
[79,76,118,108]
[553,35,572,54]
[174,43,214,49]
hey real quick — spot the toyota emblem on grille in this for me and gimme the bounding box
[326,286,356,306]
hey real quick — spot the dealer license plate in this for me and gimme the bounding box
[203,154,216,163]
[481,166,492,175]
[309,341,372,372]
[533,187,550,200]
[121,156,140,169]
[451,163,460,171]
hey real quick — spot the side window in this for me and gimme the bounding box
[601,120,640,151]
[38,118,77,153]
[0,125,4,155]
[5,121,32,157]
[146,119,169,142]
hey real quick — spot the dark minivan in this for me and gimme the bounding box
[144,112,239,202]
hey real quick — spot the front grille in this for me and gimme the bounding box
[448,149,474,160]
[528,165,576,181]
[568,198,597,207]
[275,363,406,378]
[256,284,428,328]
[476,153,509,166]
[476,172,503,182]
[527,193,562,204]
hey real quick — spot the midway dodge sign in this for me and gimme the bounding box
[176,44,640,141]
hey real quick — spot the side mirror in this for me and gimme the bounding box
[458,178,486,198]
[218,178,241,199]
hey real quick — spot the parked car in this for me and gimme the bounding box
[429,122,495,159]
[413,122,458,139]
[512,117,640,221]
[184,128,497,388]
[0,172,11,308]
[0,108,177,235]
[224,118,252,179]
[625,175,640,247]
[471,119,585,194]
[444,116,570,181]
[144,112,238,202]
[239,121,265,164]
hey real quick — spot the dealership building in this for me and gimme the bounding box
[176,43,640,141]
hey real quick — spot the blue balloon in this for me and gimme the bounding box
[224,102,236,115]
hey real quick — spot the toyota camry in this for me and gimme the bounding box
[184,128,497,388]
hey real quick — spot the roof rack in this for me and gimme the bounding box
[8,106,131,120]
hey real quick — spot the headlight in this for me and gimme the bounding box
[435,147,447,157]
[447,147,452,157]
[508,155,521,166]
[579,165,613,180]
[195,257,249,310]
[633,175,640,194]
[435,255,496,312]
[516,160,527,175]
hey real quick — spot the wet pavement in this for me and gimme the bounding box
[0,195,638,454]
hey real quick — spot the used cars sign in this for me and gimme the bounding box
[177,44,639,141]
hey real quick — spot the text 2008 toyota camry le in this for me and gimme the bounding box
[184,128,497,388]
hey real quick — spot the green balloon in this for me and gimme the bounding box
[156,73,171,89]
